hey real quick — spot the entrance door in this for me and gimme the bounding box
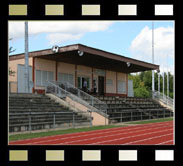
[98,76,104,95]
[17,64,32,93]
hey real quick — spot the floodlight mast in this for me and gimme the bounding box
[152,21,155,98]
[24,21,29,93]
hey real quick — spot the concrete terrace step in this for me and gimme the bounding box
[9,93,90,132]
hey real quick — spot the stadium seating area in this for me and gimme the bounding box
[9,92,173,133]
[96,96,173,123]
[9,93,90,132]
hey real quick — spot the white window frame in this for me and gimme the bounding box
[36,70,54,86]
[118,80,126,94]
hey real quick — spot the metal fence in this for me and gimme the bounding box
[151,90,174,110]
[46,80,108,114]
[9,111,92,132]
[109,109,174,123]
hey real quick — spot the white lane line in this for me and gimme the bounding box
[89,129,173,145]
[123,133,172,145]
[58,126,173,145]
[10,121,172,143]
[156,140,174,145]
[29,123,173,144]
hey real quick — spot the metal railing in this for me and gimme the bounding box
[150,90,174,110]
[9,111,92,132]
[46,80,108,114]
[109,109,174,123]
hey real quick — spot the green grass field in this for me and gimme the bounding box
[9,124,127,142]
[9,117,173,142]
[125,117,173,124]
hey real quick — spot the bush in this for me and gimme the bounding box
[134,87,150,98]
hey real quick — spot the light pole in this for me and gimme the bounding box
[24,21,29,93]
[152,21,155,98]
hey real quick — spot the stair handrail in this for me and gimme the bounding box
[46,80,108,114]
[150,90,174,110]
[48,80,108,111]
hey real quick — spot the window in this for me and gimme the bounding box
[36,70,41,86]
[118,80,126,93]
[77,76,90,89]
[106,79,113,86]
[36,70,54,86]
[58,73,74,85]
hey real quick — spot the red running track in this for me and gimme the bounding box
[9,121,174,145]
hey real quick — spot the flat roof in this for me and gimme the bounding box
[9,44,159,73]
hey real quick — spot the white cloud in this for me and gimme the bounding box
[130,25,174,74]
[9,21,114,44]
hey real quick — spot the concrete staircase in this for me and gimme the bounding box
[9,93,90,132]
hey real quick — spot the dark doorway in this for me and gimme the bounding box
[98,76,105,95]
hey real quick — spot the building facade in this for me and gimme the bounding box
[9,44,159,96]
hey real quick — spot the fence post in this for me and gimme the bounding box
[105,109,107,126]
[72,112,75,127]
[120,112,122,122]
[28,112,32,131]
[141,111,142,120]
[53,112,56,128]
[149,111,151,120]
[163,110,165,118]
[131,111,133,121]
[91,98,94,107]
[78,90,80,98]
[89,111,92,127]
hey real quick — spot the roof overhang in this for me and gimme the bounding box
[9,44,159,73]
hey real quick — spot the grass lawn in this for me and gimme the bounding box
[125,117,173,125]
[9,124,127,142]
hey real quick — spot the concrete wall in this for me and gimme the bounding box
[9,58,33,93]
[65,96,109,126]
[9,57,33,82]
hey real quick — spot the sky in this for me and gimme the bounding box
[9,21,174,74]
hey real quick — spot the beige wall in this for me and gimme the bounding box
[57,62,75,75]
[77,65,92,90]
[35,58,56,72]
[9,58,32,82]
[35,58,56,89]
[117,72,126,81]
[106,70,116,93]
[9,57,128,95]
[57,62,75,85]
[117,72,127,94]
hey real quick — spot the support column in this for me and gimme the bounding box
[116,72,118,94]
[126,74,128,96]
[104,70,106,94]
[92,67,94,90]
[32,57,35,93]
[55,61,58,81]
[75,64,77,87]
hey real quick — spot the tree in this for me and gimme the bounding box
[128,71,174,99]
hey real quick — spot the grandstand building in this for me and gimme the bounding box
[9,44,159,95]
[10,44,173,132]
